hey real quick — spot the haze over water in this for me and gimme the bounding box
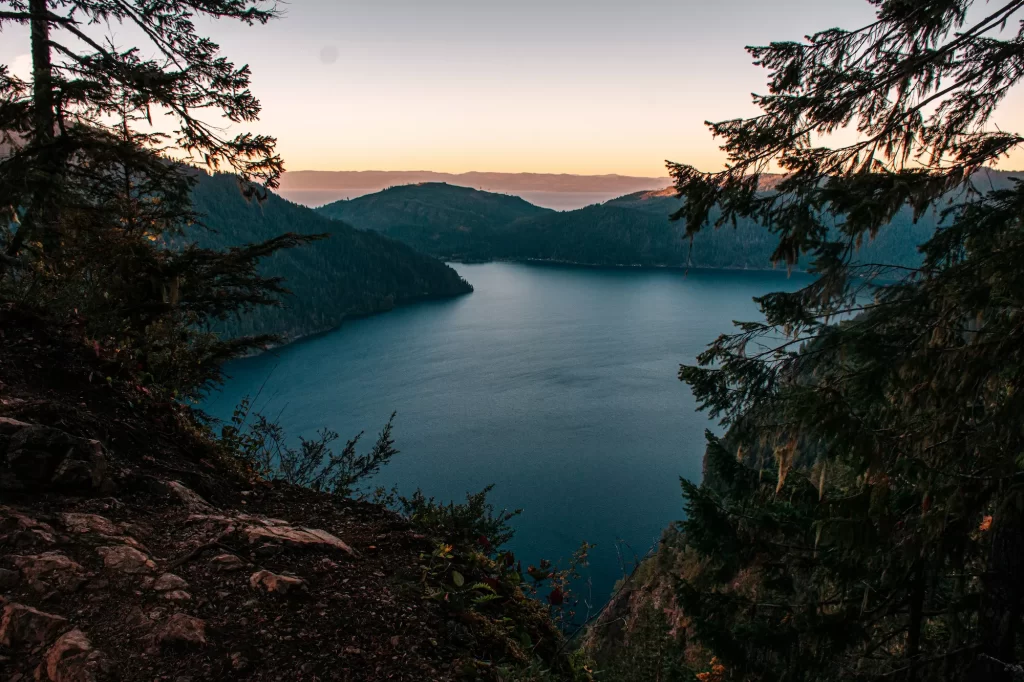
[205,262,812,602]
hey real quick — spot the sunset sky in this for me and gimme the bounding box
[3,0,1024,176]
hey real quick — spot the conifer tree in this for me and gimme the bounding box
[0,0,315,395]
[674,1,1024,680]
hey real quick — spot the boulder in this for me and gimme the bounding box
[160,590,192,602]
[164,481,215,512]
[0,568,19,588]
[43,628,107,682]
[188,513,355,555]
[240,523,355,556]
[10,552,83,587]
[0,506,57,548]
[0,416,31,435]
[60,513,120,537]
[209,554,245,572]
[96,545,155,574]
[5,426,108,492]
[152,573,188,592]
[249,570,306,596]
[0,417,30,454]
[60,513,146,551]
[154,614,206,648]
[0,603,67,647]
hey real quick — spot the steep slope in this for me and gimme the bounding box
[0,306,576,681]
[317,182,552,259]
[188,174,473,342]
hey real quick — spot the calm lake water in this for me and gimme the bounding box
[204,262,812,604]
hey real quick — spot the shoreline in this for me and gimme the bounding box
[234,259,816,359]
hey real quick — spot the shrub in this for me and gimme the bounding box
[219,396,398,497]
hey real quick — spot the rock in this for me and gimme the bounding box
[96,545,155,574]
[154,614,206,648]
[50,441,107,492]
[208,554,245,572]
[0,416,31,435]
[5,426,109,492]
[152,573,188,592]
[230,652,249,671]
[124,608,153,631]
[0,417,29,456]
[236,514,290,526]
[60,512,146,551]
[160,590,192,602]
[0,603,67,647]
[189,514,354,555]
[11,552,83,584]
[240,523,355,556]
[164,481,215,512]
[43,628,106,682]
[0,507,57,548]
[60,513,120,536]
[249,570,306,595]
[0,568,19,588]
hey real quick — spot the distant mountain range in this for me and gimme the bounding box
[187,173,472,342]
[315,180,981,271]
[178,168,1023,342]
[278,170,670,210]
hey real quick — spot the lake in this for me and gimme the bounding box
[204,262,812,605]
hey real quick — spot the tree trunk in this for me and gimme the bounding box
[29,0,54,142]
[906,559,925,681]
[4,0,57,268]
[968,489,1024,682]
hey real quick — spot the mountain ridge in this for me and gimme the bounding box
[187,173,473,343]
[316,179,959,271]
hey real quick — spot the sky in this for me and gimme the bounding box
[3,0,1024,176]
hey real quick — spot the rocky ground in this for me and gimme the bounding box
[0,305,570,681]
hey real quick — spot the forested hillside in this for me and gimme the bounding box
[188,173,473,342]
[317,182,551,259]
[314,178,1014,270]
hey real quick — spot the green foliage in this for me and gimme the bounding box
[188,173,473,342]
[495,650,594,682]
[219,396,399,498]
[398,484,521,553]
[591,601,692,682]
[395,487,590,682]
[0,0,310,398]
[662,2,1024,681]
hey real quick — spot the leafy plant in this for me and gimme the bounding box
[398,484,520,553]
[219,396,398,497]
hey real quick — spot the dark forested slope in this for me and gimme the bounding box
[317,183,551,259]
[188,173,472,341]
[315,179,987,270]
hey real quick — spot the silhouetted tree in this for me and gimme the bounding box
[0,0,314,396]
[673,2,1024,680]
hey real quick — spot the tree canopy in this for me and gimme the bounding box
[0,0,311,396]
[673,1,1024,680]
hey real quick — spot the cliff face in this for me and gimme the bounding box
[581,524,709,682]
[0,306,568,681]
